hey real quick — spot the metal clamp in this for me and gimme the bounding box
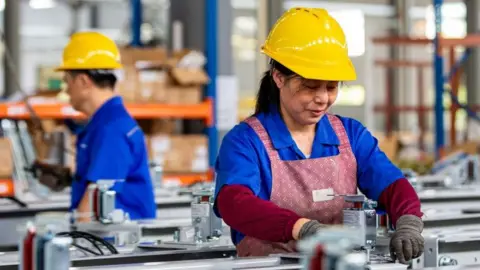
[88,181,127,225]
[342,195,378,251]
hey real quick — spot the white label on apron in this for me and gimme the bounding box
[312,188,334,202]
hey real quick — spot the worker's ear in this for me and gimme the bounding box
[77,73,94,89]
[271,69,286,89]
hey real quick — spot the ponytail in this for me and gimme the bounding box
[254,60,295,115]
[254,71,278,115]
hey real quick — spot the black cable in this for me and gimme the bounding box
[5,196,27,208]
[70,232,105,256]
[62,232,103,255]
[69,231,118,254]
[73,232,110,255]
[72,243,101,256]
[56,230,119,256]
[69,231,117,254]
[57,232,104,255]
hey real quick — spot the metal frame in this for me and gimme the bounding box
[130,0,142,47]
[433,0,444,159]
[373,0,480,159]
[423,232,480,268]
[433,0,480,158]
[205,0,218,170]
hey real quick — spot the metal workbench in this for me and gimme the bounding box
[0,188,193,250]
[0,246,238,270]
[419,185,480,210]
[73,257,480,270]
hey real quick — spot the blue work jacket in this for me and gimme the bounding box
[69,96,156,220]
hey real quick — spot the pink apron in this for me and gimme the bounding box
[236,114,358,257]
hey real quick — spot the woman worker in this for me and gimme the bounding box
[214,7,423,264]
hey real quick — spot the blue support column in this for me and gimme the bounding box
[433,0,445,159]
[130,0,142,47]
[206,0,218,170]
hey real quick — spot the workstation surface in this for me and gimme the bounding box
[0,189,194,250]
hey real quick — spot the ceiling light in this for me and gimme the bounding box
[29,0,56,9]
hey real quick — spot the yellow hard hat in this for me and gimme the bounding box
[55,32,122,71]
[262,7,356,81]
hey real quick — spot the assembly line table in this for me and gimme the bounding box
[0,188,193,250]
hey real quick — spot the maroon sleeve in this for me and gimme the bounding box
[216,184,301,243]
[378,178,423,226]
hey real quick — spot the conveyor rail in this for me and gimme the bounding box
[0,247,237,270]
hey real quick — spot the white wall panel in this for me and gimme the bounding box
[0,1,129,96]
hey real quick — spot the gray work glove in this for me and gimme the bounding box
[298,220,327,239]
[390,215,424,264]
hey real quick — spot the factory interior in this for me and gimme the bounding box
[3,0,480,269]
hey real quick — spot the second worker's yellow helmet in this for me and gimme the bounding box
[55,32,122,71]
[262,7,356,81]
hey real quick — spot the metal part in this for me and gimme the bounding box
[74,221,142,247]
[1,247,238,269]
[422,229,480,268]
[43,237,72,270]
[3,119,29,197]
[340,195,366,202]
[430,153,479,186]
[16,121,54,198]
[33,226,55,269]
[403,153,480,191]
[18,222,72,270]
[342,195,378,251]
[100,190,116,222]
[88,181,128,225]
[438,256,458,266]
[298,227,367,270]
[414,175,454,190]
[170,187,222,244]
[376,213,394,237]
[73,182,134,246]
[149,163,163,187]
[17,121,37,173]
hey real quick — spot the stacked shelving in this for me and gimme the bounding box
[0,100,214,186]
[372,0,480,159]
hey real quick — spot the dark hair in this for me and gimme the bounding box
[255,60,295,115]
[68,69,117,89]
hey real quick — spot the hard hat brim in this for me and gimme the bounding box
[54,64,123,72]
[262,48,357,82]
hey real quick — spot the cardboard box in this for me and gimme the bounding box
[162,67,209,105]
[116,48,209,104]
[169,68,210,85]
[119,47,168,66]
[0,138,13,179]
[138,119,178,135]
[116,67,139,102]
[117,47,167,103]
[374,133,399,160]
[37,66,63,90]
[148,135,208,173]
[151,119,177,134]
[137,69,168,102]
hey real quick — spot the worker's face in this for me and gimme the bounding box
[273,70,339,126]
[63,72,93,111]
